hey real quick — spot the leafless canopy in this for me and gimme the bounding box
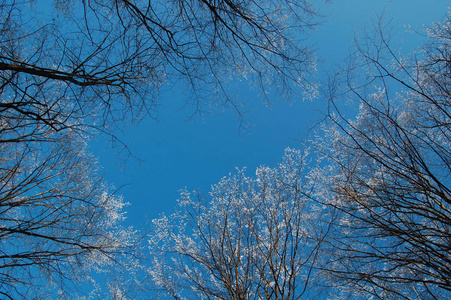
[317,13,451,300]
[0,132,137,299]
[1,0,319,136]
[150,149,329,300]
[0,0,320,298]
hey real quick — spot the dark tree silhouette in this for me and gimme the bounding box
[0,0,319,135]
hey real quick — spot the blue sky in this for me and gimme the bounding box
[90,0,450,227]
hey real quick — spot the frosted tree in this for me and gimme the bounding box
[149,148,330,299]
[315,12,451,300]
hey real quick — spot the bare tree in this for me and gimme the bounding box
[315,12,451,299]
[149,148,330,300]
[1,0,319,136]
[0,130,136,299]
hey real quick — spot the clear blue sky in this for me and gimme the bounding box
[89,0,449,227]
